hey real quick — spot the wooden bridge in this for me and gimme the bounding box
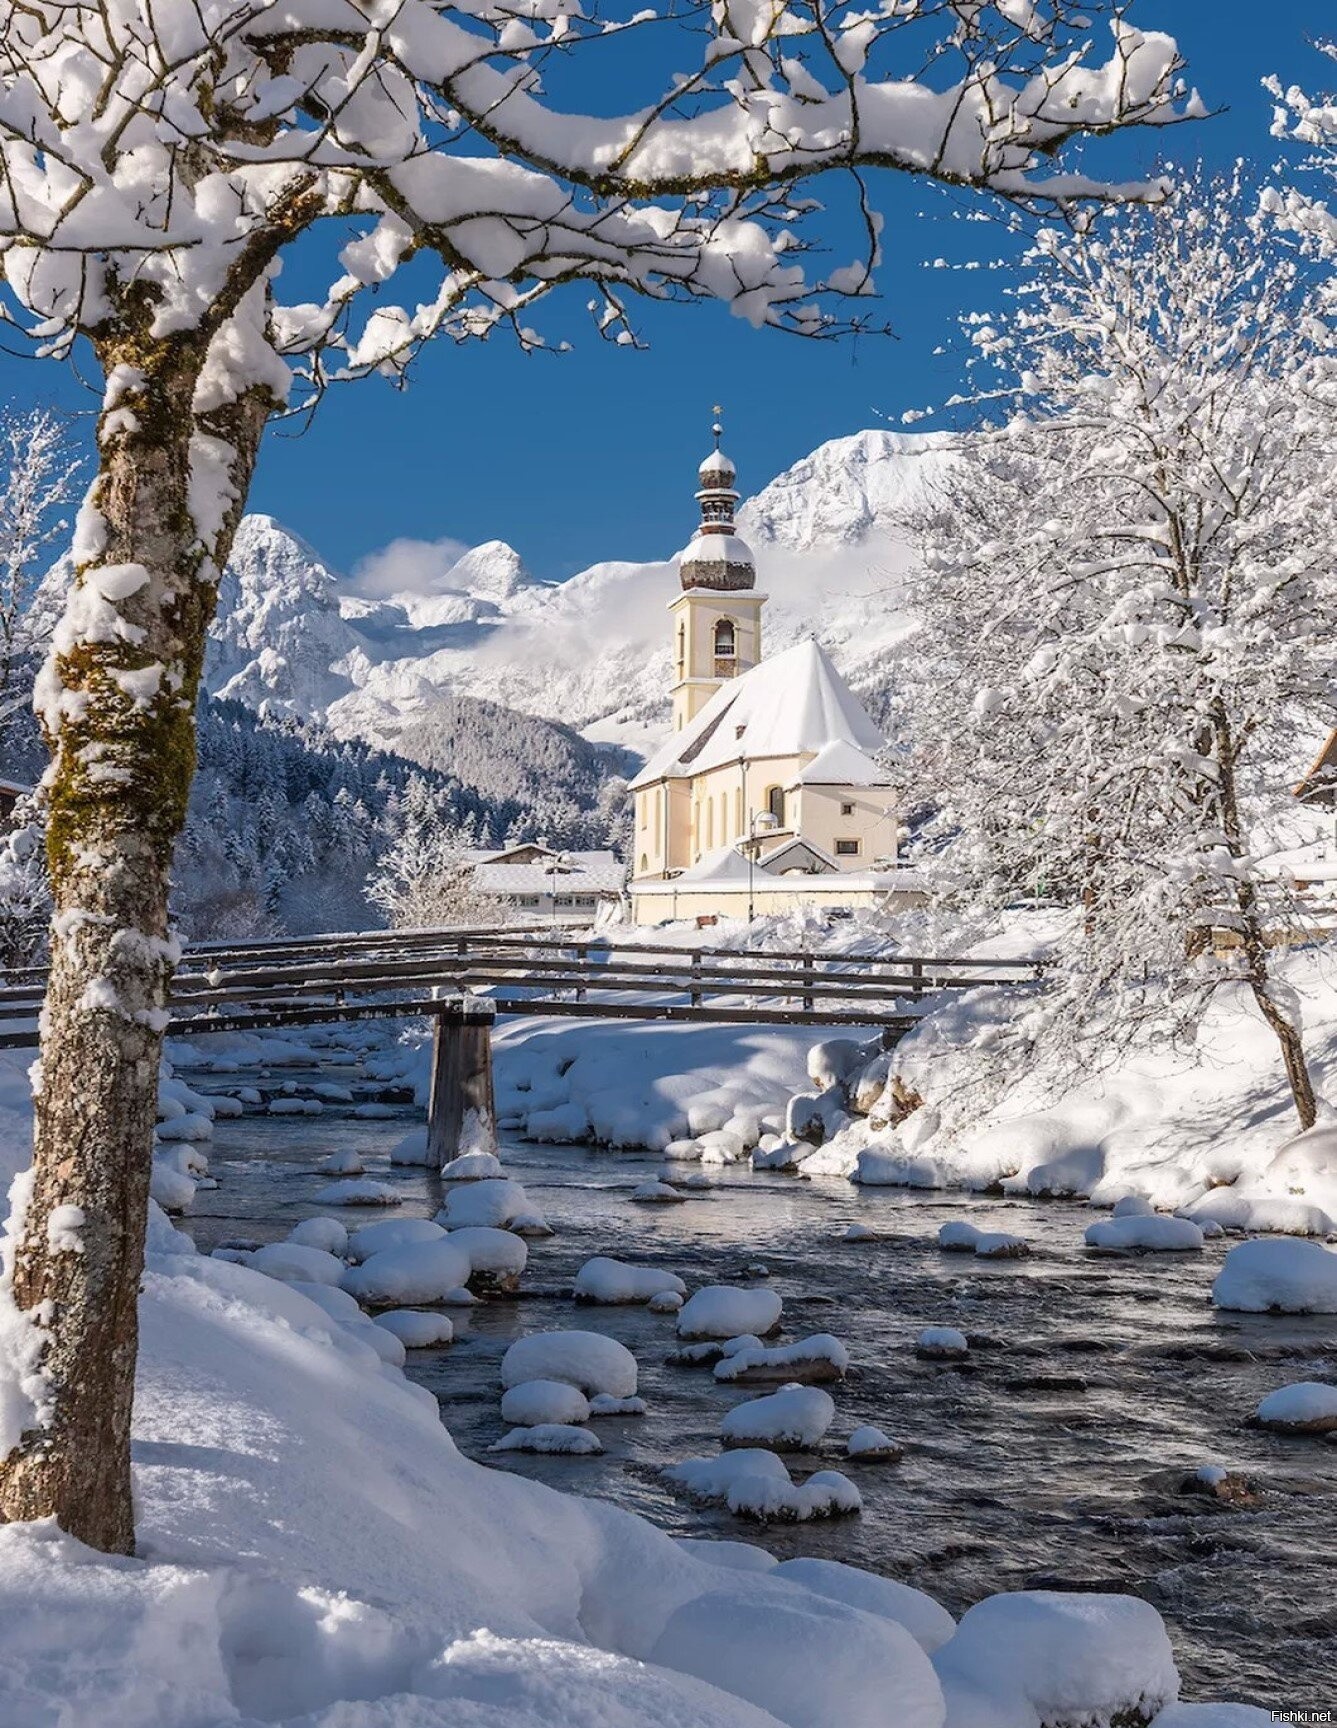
[0,927,1043,1163]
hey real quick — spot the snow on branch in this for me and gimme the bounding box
[0,0,1195,403]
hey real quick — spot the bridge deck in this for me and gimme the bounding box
[0,927,1044,1049]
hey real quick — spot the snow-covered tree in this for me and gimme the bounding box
[899,174,1337,1128]
[0,0,1193,1552]
[0,410,79,755]
[366,820,511,930]
[0,797,51,971]
[1264,43,1337,296]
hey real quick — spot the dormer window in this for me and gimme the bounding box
[713,618,737,678]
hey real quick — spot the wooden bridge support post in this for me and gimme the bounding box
[426,996,498,1170]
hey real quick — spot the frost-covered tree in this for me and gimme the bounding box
[1264,43,1337,296]
[365,818,511,929]
[0,410,78,755]
[0,797,51,972]
[0,0,1193,1552]
[900,175,1337,1127]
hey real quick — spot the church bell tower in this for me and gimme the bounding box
[669,412,764,731]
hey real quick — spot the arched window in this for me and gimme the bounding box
[734,787,744,832]
[640,854,648,874]
[719,792,728,840]
[706,798,715,848]
[713,617,737,678]
[677,623,686,679]
[766,785,786,827]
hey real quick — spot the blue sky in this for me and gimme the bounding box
[1,2,1330,585]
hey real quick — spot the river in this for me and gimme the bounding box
[177,1056,1337,1704]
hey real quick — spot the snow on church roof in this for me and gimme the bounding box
[632,638,886,789]
[787,738,892,788]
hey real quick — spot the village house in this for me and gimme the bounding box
[462,842,625,924]
[628,425,925,924]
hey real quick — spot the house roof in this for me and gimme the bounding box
[668,844,757,886]
[631,638,885,789]
[787,739,892,789]
[470,850,626,896]
[759,836,840,875]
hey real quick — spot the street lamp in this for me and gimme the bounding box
[745,810,779,924]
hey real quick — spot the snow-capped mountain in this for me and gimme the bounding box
[203,428,946,760]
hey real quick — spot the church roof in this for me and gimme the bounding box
[787,738,893,788]
[632,637,885,789]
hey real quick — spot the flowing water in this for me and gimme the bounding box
[179,1057,1337,1705]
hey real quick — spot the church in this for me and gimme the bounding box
[628,425,924,925]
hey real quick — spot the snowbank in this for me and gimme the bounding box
[1211,1238,1337,1314]
[790,948,1337,1227]
[491,1017,806,1155]
[491,1424,604,1456]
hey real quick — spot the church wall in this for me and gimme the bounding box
[791,784,899,871]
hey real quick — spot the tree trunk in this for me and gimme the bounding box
[0,345,268,1553]
[1210,702,1317,1131]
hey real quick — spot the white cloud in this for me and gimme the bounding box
[351,533,471,600]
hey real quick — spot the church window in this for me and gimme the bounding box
[654,796,662,853]
[706,799,715,847]
[719,792,728,838]
[639,797,647,829]
[835,838,861,857]
[677,623,686,679]
[766,785,786,826]
[640,854,648,873]
[713,618,736,678]
[734,787,743,831]
[840,802,855,816]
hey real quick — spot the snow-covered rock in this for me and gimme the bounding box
[649,1290,684,1313]
[1085,1215,1204,1254]
[441,1150,505,1181]
[714,1334,850,1385]
[321,1147,365,1175]
[447,1224,528,1287]
[489,1424,604,1456]
[846,1425,901,1462]
[721,1385,835,1451]
[1212,1238,1337,1314]
[286,1216,349,1256]
[650,1575,938,1728]
[934,1591,1178,1728]
[664,1451,863,1523]
[500,1331,638,1399]
[374,1310,455,1348]
[916,1327,968,1360]
[312,1178,403,1207]
[573,1258,687,1305]
[436,1178,546,1233]
[938,1220,1031,1259]
[677,1286,783,1341]
[347,1217,446,1262]
[1252,1381,1337,1433]
[246,1242,346,1288]
[630,1180,687,1204]
[500,1380,592,1428]
[341,1236,474,1307]
[588,1393,647,1418]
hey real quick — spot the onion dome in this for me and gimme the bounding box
[680,414,755,593]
